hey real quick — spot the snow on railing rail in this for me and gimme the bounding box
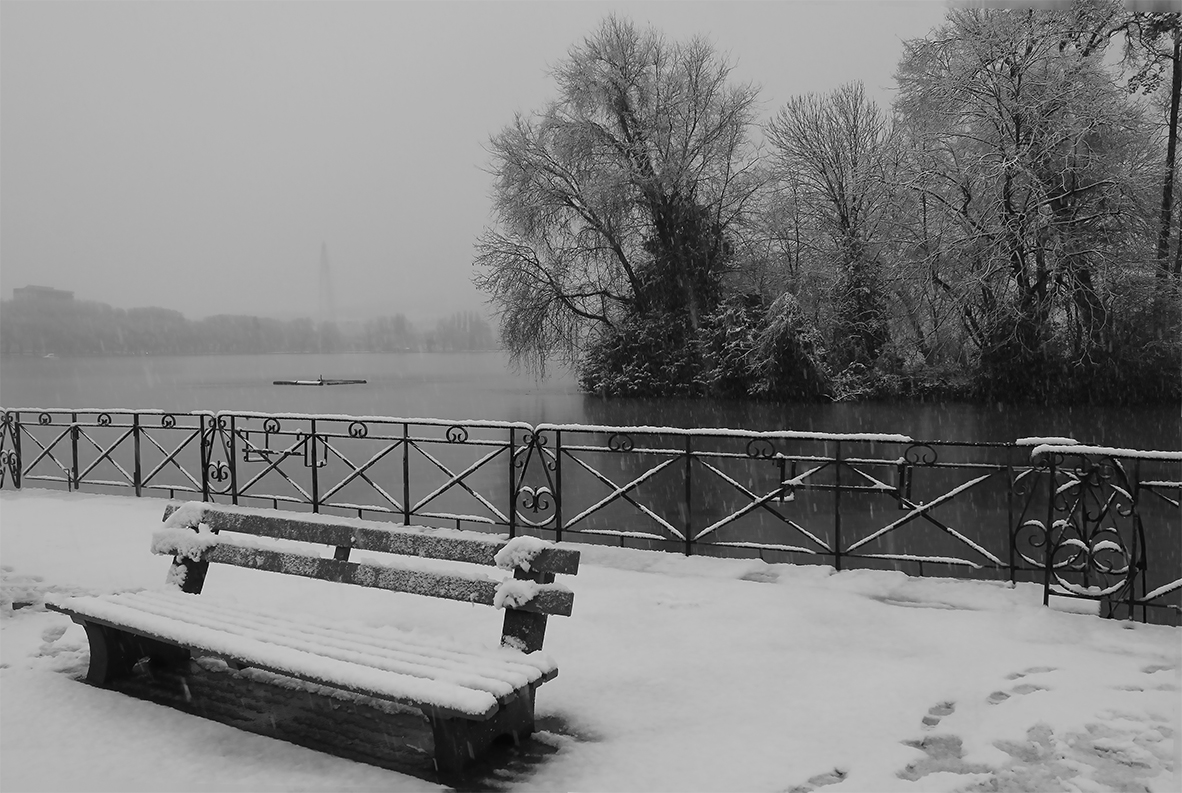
[1030,444,1182,462]
[535,422,912,443]
[213,411,533,431]
[2,408,216,416]
[1014,436,1078,446]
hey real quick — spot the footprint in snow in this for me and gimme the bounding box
[897,735,991,781]
[1123,665,1180,692]
[654,597,702,609]
[988,682,1049,705]
[781,767,847,793]
[989,667,1056,704]
[922,701,955,729]
[1006,665,1057,679]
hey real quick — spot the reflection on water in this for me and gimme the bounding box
[1,351,1177,448]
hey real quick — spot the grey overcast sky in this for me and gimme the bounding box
[1,0,950,323]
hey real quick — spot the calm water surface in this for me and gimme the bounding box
[1,352,1177,447]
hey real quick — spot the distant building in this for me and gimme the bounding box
[13,285,74,302]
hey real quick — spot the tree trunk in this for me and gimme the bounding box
[1159,24,1180,277]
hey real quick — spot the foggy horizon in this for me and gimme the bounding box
[1,1,950,323]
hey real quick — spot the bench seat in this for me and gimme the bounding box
[44,501,580,778]
[48,589,556,720]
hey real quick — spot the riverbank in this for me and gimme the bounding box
[2,489,1178,792]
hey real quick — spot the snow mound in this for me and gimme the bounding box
[493,535,552,572]
[494,578,540,609]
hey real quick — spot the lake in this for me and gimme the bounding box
[1,351,1178,447]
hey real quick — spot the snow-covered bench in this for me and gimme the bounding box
[46,502,579,777]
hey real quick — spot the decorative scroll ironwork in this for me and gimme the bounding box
[1031,451,1149,618]
[745,438,776,459]
[904,443,937,466]
[1,449,18,486]
[1014,519,1052,569]
[607,432,634,453]
[208,460,231,483]
[516,485,556,527]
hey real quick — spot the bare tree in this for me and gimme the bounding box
[473,16,761,375]
[766,82,896,368]
[894,3,1155,392]
[1120,12,1181,276]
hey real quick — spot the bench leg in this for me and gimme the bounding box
[80,623,191,685]
[428,684,537,776]
[81,622,137,685]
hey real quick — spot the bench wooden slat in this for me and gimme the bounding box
[119,590,551,698]
[47,594,505,721]
[134,589,554,684]
[163,504,580,575]
[204,544,576,617]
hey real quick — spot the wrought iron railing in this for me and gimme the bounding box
[2,408,1178,623]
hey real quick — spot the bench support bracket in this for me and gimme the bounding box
[80,622,192,685]
[428,683,537,776]
[501,569,554,653]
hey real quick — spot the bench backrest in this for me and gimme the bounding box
[156,502,579,652]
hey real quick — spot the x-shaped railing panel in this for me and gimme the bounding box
[693,458,832,552]
[559,450,683,539]
[409,442,508,523]
[316,437,404,513]
[18,423,74,482]
[72,425,136,487]
[225,426,313,504]
[843,466,1004,566]
[138,426,204,493]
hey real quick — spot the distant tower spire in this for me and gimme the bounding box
[318,242,336,325]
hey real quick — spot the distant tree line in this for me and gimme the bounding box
[474,5,1181,405]
[0,299,496,356]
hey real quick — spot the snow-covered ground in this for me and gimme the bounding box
[1,489,1178,792]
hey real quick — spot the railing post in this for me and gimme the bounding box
[132,413,142,497]
[1075,459,1090,593]
[200,414,210,502]
[833,440,843,571]
[1130,458,1149,622]
[229,416,239,506]
[684,435,693,556]
[508,427,517,539]
[12,412,22,489]
[310,419,319,513]
[554,429,563,543]
[70,411,79,492]
[402,422,411,526]
[1042,455,1056,606]
[1006,459,1016,585]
